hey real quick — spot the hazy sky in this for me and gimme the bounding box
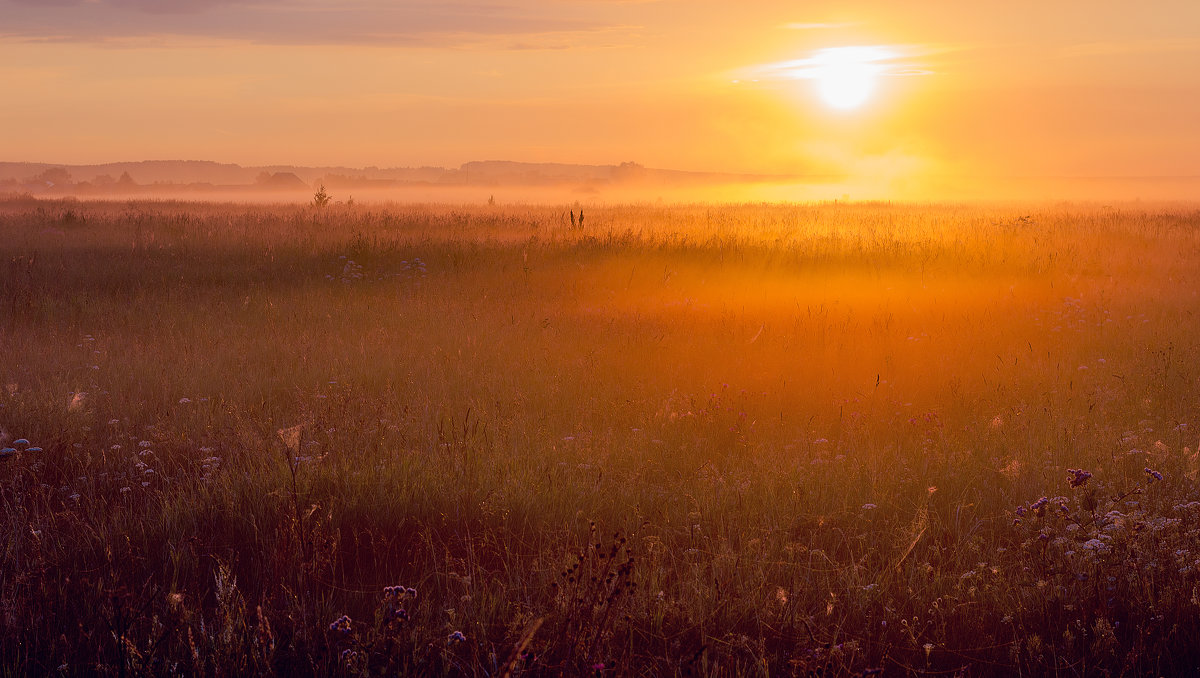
[2,0,1198,185]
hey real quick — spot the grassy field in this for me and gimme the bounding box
[2,197,1199,676]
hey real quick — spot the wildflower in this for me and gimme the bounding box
[1066,468,1092,488]
[1146,517,1181,532]
[138,440,153,448]
[1030,496,1049,516]
[448,630,466,644]
[178,397,192,404]
[340,649,358,664]
[862,503,877,510]
[1015,506,1027,517]
[1145,467,1163,482]
[329,615,352,636]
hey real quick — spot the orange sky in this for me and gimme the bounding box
[2,0,1198,192]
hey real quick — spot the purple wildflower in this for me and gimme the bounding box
[1030,496,1049,516]
[328,614,352,636]
[1145,467,1163,482]
[1066,468,1092,488]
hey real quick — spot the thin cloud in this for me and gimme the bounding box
[742,45,938,83]
[8,0,250,10]
[779,22,857,31]
[0,0,633,48]
[1060,39,1200,58]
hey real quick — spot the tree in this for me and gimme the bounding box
[31,167,72,187]
[312,184,331,208]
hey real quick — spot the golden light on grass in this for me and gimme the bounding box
[3,198,1200,673]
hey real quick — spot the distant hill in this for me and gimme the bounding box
[0,159,797,196]
[255,171,308,190]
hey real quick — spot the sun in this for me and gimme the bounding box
[809,47,886,111]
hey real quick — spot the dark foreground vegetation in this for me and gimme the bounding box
[2,197,1200,675]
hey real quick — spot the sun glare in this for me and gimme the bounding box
[815,58,874,109]
[811,47,885,111]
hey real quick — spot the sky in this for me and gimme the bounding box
[2,0,1198,194]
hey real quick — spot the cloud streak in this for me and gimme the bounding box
[1060,38,1200,58]
[741,44,938,83]
[778,22,857,31]
[0,0,633,48]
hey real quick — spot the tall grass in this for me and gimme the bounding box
[1,197,1199,675]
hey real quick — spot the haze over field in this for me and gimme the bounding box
[2,0,1199,200]
[6,3,1200,676]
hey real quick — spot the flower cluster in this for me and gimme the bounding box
[400,258,427,278]
[382,585,416,623]
[1,437,42,459]
[340,257,364,283]
[383,585,417,599]
[1066,468,1092,488]
[1022,495,1069,520]
[328,614,353,636]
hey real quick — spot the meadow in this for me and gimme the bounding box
[1,196,1199,676]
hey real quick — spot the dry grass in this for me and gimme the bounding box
[2,197,1199,676]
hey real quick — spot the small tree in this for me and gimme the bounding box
[312,184,331,208]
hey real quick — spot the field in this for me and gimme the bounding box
[2,197,1200,676]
